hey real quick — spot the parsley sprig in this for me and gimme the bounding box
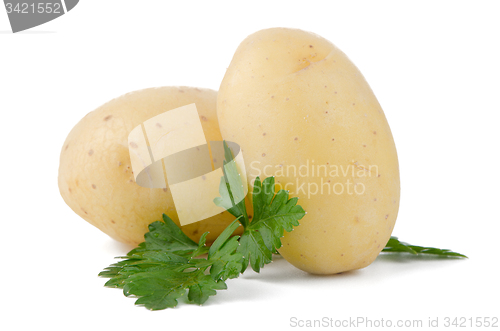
[99,141,466,310]
[99,142,306,309]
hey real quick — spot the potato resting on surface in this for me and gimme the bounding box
[217,28,400,274]
[58,86,241,246]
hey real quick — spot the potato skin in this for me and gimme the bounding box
[217,28,400,274]
[58,87,239,246]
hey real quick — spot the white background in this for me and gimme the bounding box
[1,1,499,330]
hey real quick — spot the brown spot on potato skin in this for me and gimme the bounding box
[111,220,116,224]
[385,214,389,219]
[294,137,298,141]
[262,153,266,157]
[65,144,69,151]
[309,45,313,48]
[163,188,168,192]
[156,123,162,128]
[263,132,266,136]
[129,142,138,148]
[373,131,377,134]
[118,162,122,166]
[81,207,88,215]
[92,184,96,189]
[200,116,208,121]
[68,188,72,193]
[104,115,112,121]
[88,149,94,156]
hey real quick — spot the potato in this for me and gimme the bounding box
[58,86,240,246]
[217,28,400,274]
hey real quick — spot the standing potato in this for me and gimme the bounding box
[217,28,400,274]
[58,87,239,246]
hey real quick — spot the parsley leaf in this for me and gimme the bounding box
[129,214,203,256]
[99,215,243,310]
[238,176,305,272]
[383,236,468,258]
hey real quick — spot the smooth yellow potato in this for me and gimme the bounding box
[58,86,240,246]
[217,28,400,274]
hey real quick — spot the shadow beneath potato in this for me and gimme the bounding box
[241,252,467,286]
[241,255,363,284]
